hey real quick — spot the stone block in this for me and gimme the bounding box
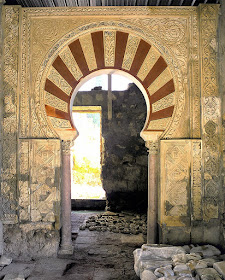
[0,263,35,279]
[141,270,157,280]
[141,244,186,260]
[196,268,222,280]
[160,227,191,245]
[3,274,25,280]
[154,265,174,277]
[213,261,225,279]
[0,256,12,266]
[190,245,221,258]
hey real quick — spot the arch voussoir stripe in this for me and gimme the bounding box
[143,56,168,89]
[115,31,129,69]
[69,39,90,76]
[130,39,151,76]
[53,56,77,88]
[45,104,71,120]
[150,79,175,104]
[91,31,105,69]
[150,106,174,121]
[45,79,70,103]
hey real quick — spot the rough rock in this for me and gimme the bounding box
[141,270,157,280]
[154,265,174,277]
[186,253,202,262]
[3,274,25,280]
[196,268,222,280]
[141,244,186,260]
[177,277,195,280]
[213,261,225,279]
[202,259,218,268]
[172,254,188,265]
[0,262,35,279]
[174,264,190,273]
[83,212,147,235]
[176,270,193,277]
[190,246,221,258]
[139,260,173,277]
[195,260,208,269]
[158,277,178,280]
[0,256,12,266]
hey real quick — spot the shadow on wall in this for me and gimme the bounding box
[74,83,148,213]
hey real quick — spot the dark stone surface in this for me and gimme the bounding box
[74,84,148,212]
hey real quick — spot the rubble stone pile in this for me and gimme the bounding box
[134,244,225,280]
[80,211,147,235]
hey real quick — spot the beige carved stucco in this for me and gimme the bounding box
[18,6,200,141]
[160,140,202,228]
[1,4,222,245]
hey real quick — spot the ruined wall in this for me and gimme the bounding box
[74,84,148,212]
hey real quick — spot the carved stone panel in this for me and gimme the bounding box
[160,140,202,230]
[1,6,20,224]
[200,5,221,223]
[29,140,61,228]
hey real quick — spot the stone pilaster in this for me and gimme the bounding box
[58,140,74,255]
[1,6,20,224]
[219,0,225,243]
[0,0,4,219]
[199,4,222,244]
[145,140,159,244]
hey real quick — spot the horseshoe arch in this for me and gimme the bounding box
[41,28,178,142]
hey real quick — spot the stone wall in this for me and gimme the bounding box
[74,84,148,212]
[220,0,225,242]
[0,1,4,220]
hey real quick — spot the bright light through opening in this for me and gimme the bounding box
[71,107,106,200]
[79,74,133,91]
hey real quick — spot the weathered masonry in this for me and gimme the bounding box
[0,2,224,257]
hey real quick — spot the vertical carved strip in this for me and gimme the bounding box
[1,6,20,223]
[200,5,221,224]
[103,30,116,67]
[0,2,4,219]
[191,140,202,221]
[18,140,30,222]
[190,13,201,138]
[20,9,29,137]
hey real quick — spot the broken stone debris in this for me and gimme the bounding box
[3,273,25,280]
[134,244,225,280]
[80,211,147,235]
[0,256,12,266]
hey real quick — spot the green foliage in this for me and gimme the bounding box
[72,156,101,186]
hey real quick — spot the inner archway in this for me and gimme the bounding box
[71,71,148,214]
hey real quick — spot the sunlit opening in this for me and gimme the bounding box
[71,106,106,200]
[79,74,133,91]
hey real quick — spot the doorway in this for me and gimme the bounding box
[71,106,106,210]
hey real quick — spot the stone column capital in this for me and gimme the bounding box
[145,140,159,155]
[61,140,74,155]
